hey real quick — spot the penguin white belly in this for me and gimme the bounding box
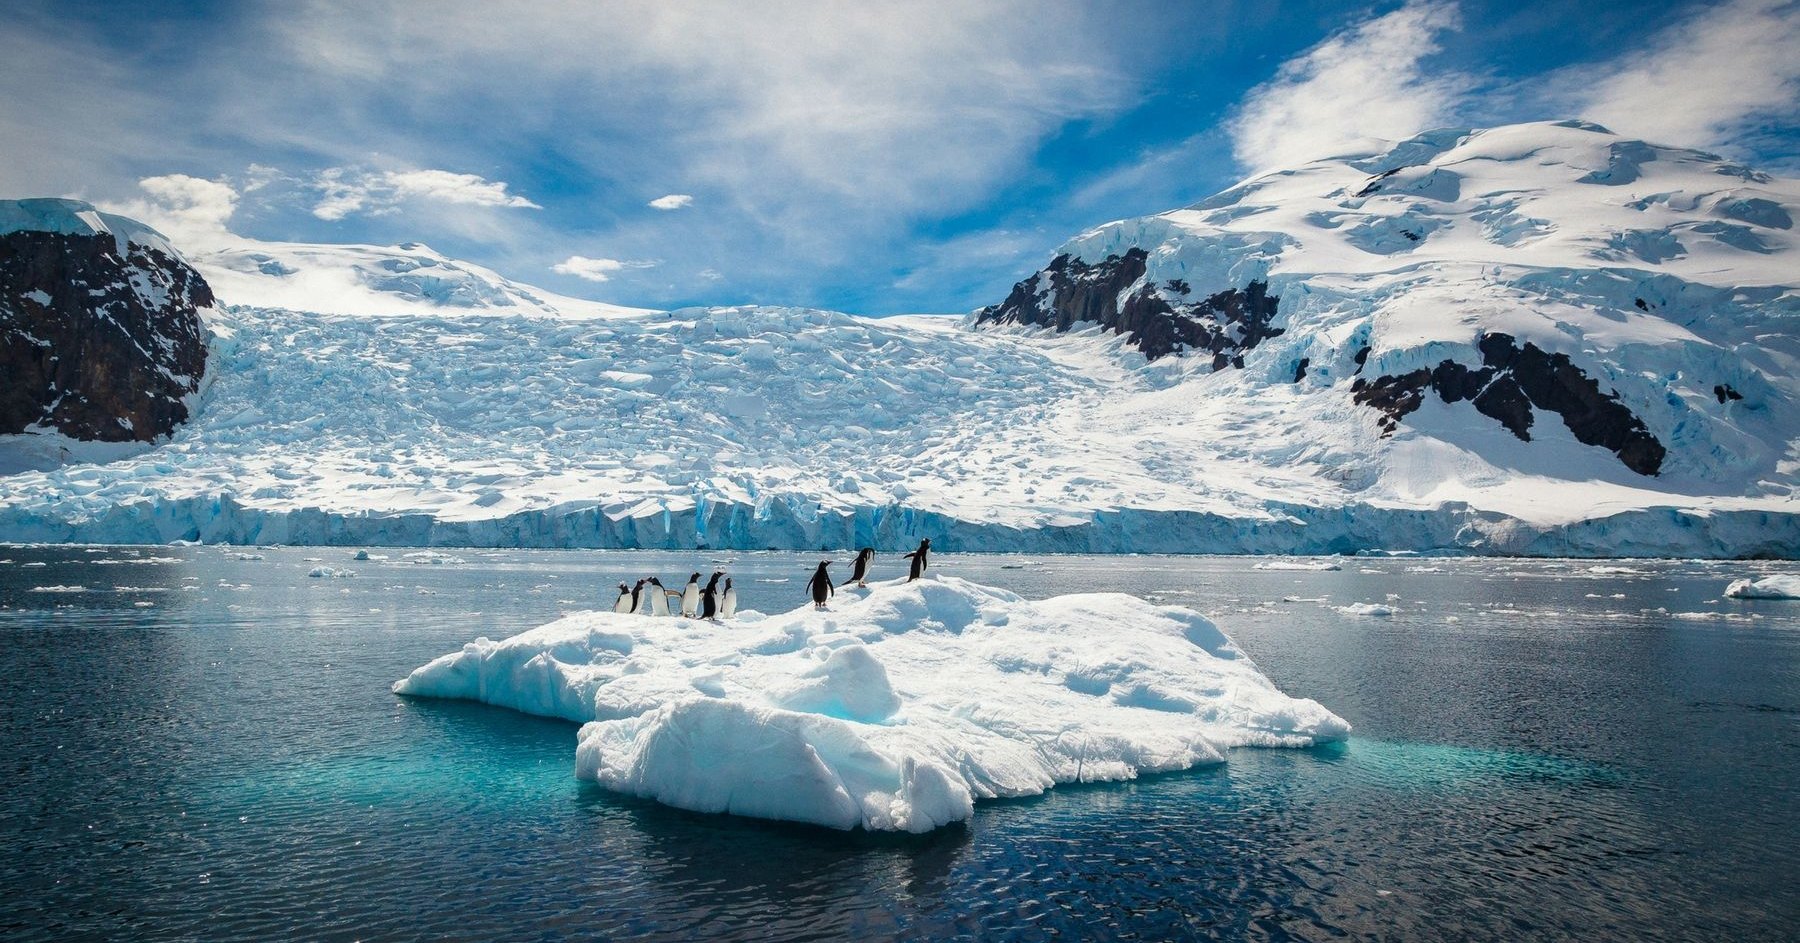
[681,586,699,617]
[612,594,632,614]
[651,591,670,617]
[721,588,737,619]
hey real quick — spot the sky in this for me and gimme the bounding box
[3,0,1798,315]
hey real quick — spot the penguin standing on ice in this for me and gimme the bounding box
[679,572,701,618]
[903,538,931,582]
[720,577,738,619]
[845,547,875,587]
[807,561,835,610]
[700,572,724,621]
[646,577,673,616]
[612,582,634,614]
[630,578,647,613]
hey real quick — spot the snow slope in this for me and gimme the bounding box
[195,238,649,319]
[394,574,1349,831]
[0,121,1796,555]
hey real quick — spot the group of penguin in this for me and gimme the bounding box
[806,539,931,610]
[607,538,933,621]
[611,571,739,620]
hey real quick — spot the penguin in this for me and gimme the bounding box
[612,582,633,614]
[807,561,835,610]
[680,572,701,618]
[903,538,931,582]
[700,571,724,621]
[720,577,738,619]
[630,578,647,613]
[846,547,875,587]
[646,577,672,617]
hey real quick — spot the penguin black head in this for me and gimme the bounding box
[617,582,629,591]
[633,578,646,588]
[920,538,931,548]
[649,577,663,586]
[689,572,701,582]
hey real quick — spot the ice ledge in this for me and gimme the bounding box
[395,575,1349,832]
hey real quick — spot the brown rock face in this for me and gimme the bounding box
[0,230,210,442]
[974,248,1283,366]
[1350,332,1667,476]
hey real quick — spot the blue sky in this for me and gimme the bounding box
[4,0,1797,314]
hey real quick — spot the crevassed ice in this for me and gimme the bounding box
[394,575,1350,832]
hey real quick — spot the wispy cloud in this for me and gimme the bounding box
[1228,0,1470,171]
[552,255,656,282]
[1561,0,1800,152]
[311,168,539,221]
[648,194,693,211]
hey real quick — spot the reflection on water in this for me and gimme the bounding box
[2,546,1797,941]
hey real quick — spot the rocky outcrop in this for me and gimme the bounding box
[1352,333,1666,476]
[974,248,1282,366]
[0,200,211,443]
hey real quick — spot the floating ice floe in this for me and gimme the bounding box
[1254,559,1343,571]
[307,566,355,578]
[394,575,1348,832]
[1334,603,1397,617]
[1723,575,1800,599]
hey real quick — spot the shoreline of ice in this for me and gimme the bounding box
[394,574,1350,832]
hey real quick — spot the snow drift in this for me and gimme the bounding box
[394,575,1349,831]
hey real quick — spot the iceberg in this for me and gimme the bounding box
[394,575,1349,832]
[1724,575,1800,599]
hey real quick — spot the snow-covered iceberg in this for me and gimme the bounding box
[394,575,1349,832]
[1724,575,1800,599]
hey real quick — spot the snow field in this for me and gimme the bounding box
[394,574,1349,831]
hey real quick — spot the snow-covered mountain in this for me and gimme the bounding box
[196,238,649,319]
[0,121,1795,555]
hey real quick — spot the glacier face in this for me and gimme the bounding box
[394,574,1350,832]
[0,121,1796,556]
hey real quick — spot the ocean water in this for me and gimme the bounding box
[2,546,1796,941]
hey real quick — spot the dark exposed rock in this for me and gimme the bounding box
[1352,333,1666,476]
[1293,357,1310,383]
[1714,384,1743,404]
[974,249,1282,365]
[1,219,210,443]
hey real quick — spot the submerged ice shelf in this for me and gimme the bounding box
[393,575,1349,832]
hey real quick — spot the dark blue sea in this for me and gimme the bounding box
[2,546,1796,941]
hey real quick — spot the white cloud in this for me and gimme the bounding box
[552,255,655,282]
[274,1,1124,219]
[110,174,240,249]
[309,168,539,221]
[648,194,693,210]
[1228,1,1470,171]
[1566,0,1800,150]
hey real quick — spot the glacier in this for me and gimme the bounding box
[1,120,1797,556]
[393,574,1350,831]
